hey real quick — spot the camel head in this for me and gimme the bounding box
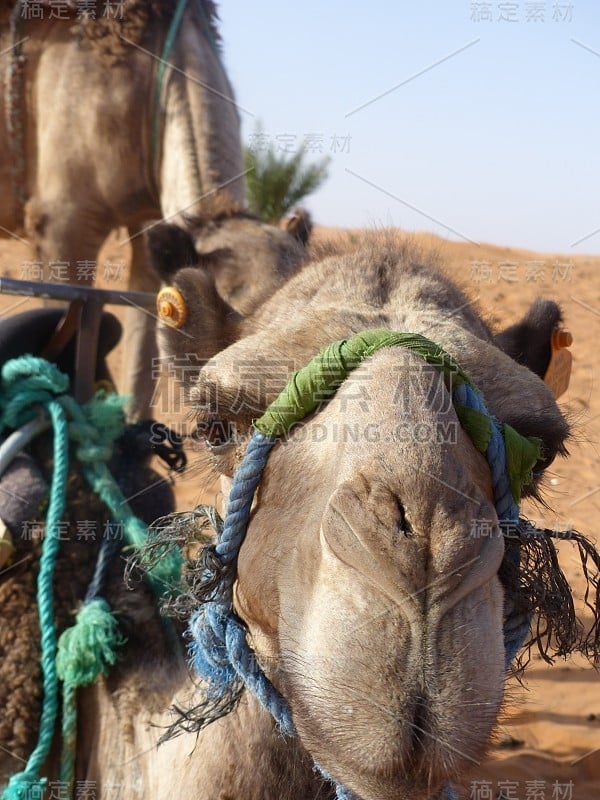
[151,230,575,800]
[235,350,511,799]
[148,206,311,321]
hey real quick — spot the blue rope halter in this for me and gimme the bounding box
[188,331,534,800]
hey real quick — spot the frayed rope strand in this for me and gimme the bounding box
[56,597,125,793]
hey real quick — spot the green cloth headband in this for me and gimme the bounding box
[254,330,541,504]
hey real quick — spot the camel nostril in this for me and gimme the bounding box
[411,694,428,754]
[398,501,413,536]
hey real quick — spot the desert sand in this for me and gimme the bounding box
[0,227,598,799]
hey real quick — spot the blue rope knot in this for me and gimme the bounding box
[189,605,240,712]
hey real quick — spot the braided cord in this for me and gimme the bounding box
[453,383,532,665]
[189,433,295,732]
[215,433,275,565]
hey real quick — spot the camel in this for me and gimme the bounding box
[0,1,309,419]
[2,227,597,800]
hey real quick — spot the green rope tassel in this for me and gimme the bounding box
[56,598,125,793]
[56,598,124,686]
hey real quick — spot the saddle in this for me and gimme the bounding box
[0,302,183,551]
[0,306,122,387]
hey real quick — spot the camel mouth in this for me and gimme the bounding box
[408,693,432,766]
[297,699,486,800]
[280,599,505,798]
[275,483,507,796]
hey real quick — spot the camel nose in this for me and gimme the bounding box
[322,486,504,626]
[305,505,506,800]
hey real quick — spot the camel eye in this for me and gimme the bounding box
[398,501,413,536]
[192,417,235,451]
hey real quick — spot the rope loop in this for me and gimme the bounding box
[0,356,70,431]
[1,354,69,393]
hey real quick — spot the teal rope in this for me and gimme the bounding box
[60,395,181,596]
[0,356,182,799]
[2,400,69,800]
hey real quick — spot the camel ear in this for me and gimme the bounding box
[282,208,312,246]
[493,299,562,378]
[146,223,199,281]
[447,329,570,489]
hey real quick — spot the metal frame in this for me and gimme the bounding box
[0,277,156,403]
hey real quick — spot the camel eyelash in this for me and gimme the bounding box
[191,417,235,450]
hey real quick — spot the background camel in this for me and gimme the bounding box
[0,1,310,419]
[0,227,588,800]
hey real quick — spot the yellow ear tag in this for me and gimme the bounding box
[157,286,187,329]
[544,329,572,399]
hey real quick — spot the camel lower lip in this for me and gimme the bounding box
[288,683,491,799]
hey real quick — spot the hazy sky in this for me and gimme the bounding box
[218,1,600,254]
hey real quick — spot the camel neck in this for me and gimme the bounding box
[76,680,329,800]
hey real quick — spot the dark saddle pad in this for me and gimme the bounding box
[0,308,122,383]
